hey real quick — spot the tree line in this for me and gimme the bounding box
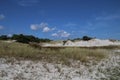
[0,34,94,44]
[0,34,52,43]
[69,36,94,41]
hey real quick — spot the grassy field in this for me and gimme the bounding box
[0,40,112,65]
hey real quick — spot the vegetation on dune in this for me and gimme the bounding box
[70,36,94,42]
[82,36,93,41]
[0,41,109,65]
[0,35,8,40]
[0,34,52,44]
[0,34,96,44]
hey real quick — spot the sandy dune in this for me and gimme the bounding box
[43,39,120,47]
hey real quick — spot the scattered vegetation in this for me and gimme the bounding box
[0,34,52,44]
[71,38,81,42]
[0,41,108,65]
[0,35,10,40]
[82,36,93,41]
[68,36,94,42]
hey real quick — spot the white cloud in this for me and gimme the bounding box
[39,22,48,28]
[0,14,5,20]
[30,24,39,30]
[43,27,50,32]
[30,22,55,32]
[52,33,58,37]
[0,26,4,30]
[52,30,70,38]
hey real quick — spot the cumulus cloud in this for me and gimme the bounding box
[30,24,39,30]
[0,14,5,20]
[52,30,70,38]
[43,27,50,32]
[0,26,4,30]
[30,22,55,32]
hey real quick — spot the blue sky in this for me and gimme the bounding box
[0,0,120,40]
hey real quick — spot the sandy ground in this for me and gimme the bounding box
[43,39,120,47]
[0,50,120,80]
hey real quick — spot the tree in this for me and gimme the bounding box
[11,34,52,43]
[82,36,92,41]
[0,35,8,40]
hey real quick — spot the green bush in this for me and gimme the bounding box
[82,36,93,41]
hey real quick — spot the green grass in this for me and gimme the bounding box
[0,41,109,65]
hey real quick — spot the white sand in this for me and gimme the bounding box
[43,39,120,47]
[0,50,120,80]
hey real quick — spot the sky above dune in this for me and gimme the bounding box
[0,0,120,40]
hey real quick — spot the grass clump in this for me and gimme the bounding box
[0,41,108,65]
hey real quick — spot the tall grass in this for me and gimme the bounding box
[0,41,40,59]
[0,41,108,65]
[58,48,107,61]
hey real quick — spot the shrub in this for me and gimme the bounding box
[82,36,92,41]
[11,34,52,43]
[0,35,9,40]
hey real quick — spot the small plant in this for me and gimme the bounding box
[63,40,67,45]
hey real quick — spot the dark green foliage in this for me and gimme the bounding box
[12,34,52,43]
[0,35,9,40]
[68,36,93,41]
[0,34,52,43]
[63,40,67,45]
[39,38,51,42]
[12,34,40,43]
[82,36,93,41]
